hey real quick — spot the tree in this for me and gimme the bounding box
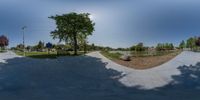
[16,44,24,51]
[136,42,145,51]
[186,37,197,50]
[0,35,9,51]
[49,12,95,55]
[37,41,45,51]
[26,46,32,52]
[130,45,136,51]
[169,43,174,50]
[196,37,200,46]
[165,43,169,50]
[78,34,88,53]
[91,43,95,51]
[179,40,186,49]
[130,43,145,52]
[156,43,174,51]
[156,43,162,51]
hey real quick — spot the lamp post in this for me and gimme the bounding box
[22,26,27,56]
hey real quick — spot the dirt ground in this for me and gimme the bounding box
[114,52,180,69]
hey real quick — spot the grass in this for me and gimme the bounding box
[100,51,122,60]
[15,51,84,59]
[0,51,5,53]
[131,50,181,57]
[0,50,7,53]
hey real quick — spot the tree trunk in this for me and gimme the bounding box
[73,33,78,55]
[84,40,87,54]
[48,49,50,54]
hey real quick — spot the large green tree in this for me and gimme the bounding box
[49,12,95,55]
[186,37,197,50]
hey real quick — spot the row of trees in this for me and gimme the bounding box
[15,41,46,52]
[130,43,146,51]
[130,42,174,52]
[179,36,200,50]
[156,43,174,51]
[13,40,115,53]
[13,36,199,53]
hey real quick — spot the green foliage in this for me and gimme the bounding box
[26,46,32,51]
[179,40,186,49]
[156,43,174,51]
[178,36,200,51]
[101,51,122,60]
[131,50,179,57]
[16,51,56,58]
[49,12,95,55]
[186,37,198,50]
[91,43,95,51]
[130,42,146,51]
[15,51,84,59]
[16,44,24,51]
[36,41,45,51]
[85,44,114,51]
[77,33,88,53]
[116,48,129,51]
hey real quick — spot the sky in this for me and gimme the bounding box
[0,0,200,48]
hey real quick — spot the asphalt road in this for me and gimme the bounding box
[0,51,199,100]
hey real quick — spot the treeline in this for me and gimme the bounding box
[130,42,147,51]
[12,41,115,53]
[129,36,200,52]
[129,42,174,52]
[12,36,200,53]
[156,43,174,51]
[13,41,47,52]
[179,36,200,51]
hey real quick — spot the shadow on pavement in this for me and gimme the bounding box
[0,56,200,100]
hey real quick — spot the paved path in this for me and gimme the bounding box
[0,51,21,63]
[0,51,200,100]
[88,51,200,89]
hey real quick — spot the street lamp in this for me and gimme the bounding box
[22,26,27,56]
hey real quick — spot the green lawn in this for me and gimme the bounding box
[131,50,181,57]
[0,49,7,53]
[15,51,84,59]
[100,51,122,60]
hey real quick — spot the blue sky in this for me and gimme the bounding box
[0,0,200,48]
